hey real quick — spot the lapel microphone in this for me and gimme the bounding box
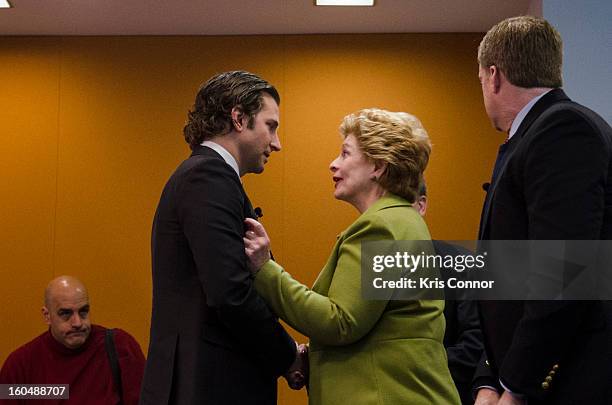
[253,207,274,261]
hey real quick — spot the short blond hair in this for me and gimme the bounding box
[478,16,563,88]
[339,108,431,202]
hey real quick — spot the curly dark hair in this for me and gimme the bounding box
[183,71,280,148]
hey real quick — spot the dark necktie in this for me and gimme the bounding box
[490,136,514,185]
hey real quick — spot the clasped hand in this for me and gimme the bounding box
[285,343,309,390]
[243,218,272,273]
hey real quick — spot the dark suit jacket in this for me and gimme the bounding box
[140,145,296,405]
[434,241,483,405]
[475,89,612,404]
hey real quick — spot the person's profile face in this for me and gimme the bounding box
[42,290,92,349]
[329,134,377,208]
[238,94,281,175]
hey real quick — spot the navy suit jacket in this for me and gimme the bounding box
[475,89,612,404]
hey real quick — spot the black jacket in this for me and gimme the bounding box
[140,145,295,405]
[475,89,612,404]
[434,240,484,405]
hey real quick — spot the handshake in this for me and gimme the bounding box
[285,343,309,390]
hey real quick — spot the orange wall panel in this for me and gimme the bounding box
[0,38,61,361]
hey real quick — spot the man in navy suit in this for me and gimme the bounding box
[413,182,483,405]
[473,16,612,405]
[140,71,297,405]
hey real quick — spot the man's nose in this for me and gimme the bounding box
[70,313,82,328]
[271,133,281,152]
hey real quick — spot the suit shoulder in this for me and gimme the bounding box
[174,153,239,183]
[541,100,612,138]
[378,204,430,238]
[521,101,612,158]
[164,154,243,203]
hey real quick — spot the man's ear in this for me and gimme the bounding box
[489,65,502,94]
[42,306,51,325]
[231,106,245,131]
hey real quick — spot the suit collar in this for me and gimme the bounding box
[478,139,521,239]
[511,88,569,141]
[190,144,242,179]
[333,192,411,250]
[200,141,240,178]
[186,145,255,221]
[478,88,570,239]
[363,193,411,216]
[190,143,222,158]
[508,90,551,139]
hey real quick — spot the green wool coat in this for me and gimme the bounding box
[255,193,460,405]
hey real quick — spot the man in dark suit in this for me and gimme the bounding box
[413,183,483,405]
[140,71,298,405]
[473,16,612,405]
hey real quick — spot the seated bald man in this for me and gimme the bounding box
[0,276,146,405]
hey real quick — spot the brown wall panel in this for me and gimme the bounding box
[0,34,501,404]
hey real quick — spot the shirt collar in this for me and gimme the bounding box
[201,140,240,178]
[508,89,552,139]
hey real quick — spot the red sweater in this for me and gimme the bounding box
[0,325,145,405]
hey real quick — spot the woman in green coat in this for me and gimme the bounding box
[244,108,460,405]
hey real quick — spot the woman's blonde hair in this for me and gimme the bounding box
[339,108,431,203]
